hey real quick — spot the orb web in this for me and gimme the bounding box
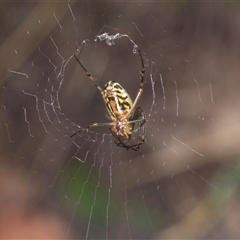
[1,2,240,239]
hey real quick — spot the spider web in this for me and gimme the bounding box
[1,1,240,239]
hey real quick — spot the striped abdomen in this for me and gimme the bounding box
[103,81,133,118]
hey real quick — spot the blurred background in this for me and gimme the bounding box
[1,1,240,239]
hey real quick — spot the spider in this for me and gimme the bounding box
[71,49,146,151]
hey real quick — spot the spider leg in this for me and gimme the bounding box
[74,55,105,99]
[71,121,113,138]
[128,106,145,128]
[118,107,145,151]
[126,50,145,118]
[109,128,137,151]
[113,136,143,151]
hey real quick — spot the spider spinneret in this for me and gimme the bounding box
[71,49,146,151]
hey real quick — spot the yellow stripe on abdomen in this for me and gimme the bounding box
[104,81,133,117]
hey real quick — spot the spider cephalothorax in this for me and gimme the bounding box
[71,49,146,151]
